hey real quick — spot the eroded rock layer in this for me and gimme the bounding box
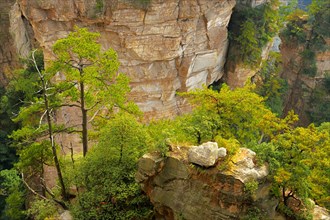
[136,146,278,219]
[281,34,330,125]
[0,0,20,86]
[15,0,235,119]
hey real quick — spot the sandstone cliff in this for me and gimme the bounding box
[281,20,330,125]
[0,0,36,87]
[136,144,281,219]
[10,0,235,119]
[0,1,23,86]
[136,143,330,219]
[224,0,272,88]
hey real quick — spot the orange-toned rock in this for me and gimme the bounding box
[136,145,274,219]
[13,0,235,120]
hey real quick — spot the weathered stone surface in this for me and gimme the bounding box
[59,210,73,220]
[188,142,219,167]
[0,0,22,86]
[13,0,236,120]
[9,3,33,59]
[281,28,330,125]
[223,148,268,183]
[135,152,164,183]
[137,144,272,219]
[313,204,330,220]
[225,41,273,88]
[218,147,227,158]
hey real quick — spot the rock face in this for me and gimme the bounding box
[225,41,273,88]
[136,145,275,219]
[188,142,219,167]
[0,0,35,87]
[281,31,330,125]
[223,148,268,183]
[188,142,226,167]
[0,0,23,86]
[13,0,235,119]
[223,0,271,89]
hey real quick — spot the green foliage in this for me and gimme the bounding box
[0,87,19,171]
[52,27,139,156]
[27,199,58,220]
[235,20,261,66]
[279,0,298,18]
[180,84,276,145]
[145,119,178,154]
[325,73,330,92]
[300,49,317,77]
[95,0,104,14]
[281,9,308,43]
[8,51,57,172]
[281,0,329,78]
[71,112,153,219]
[0,51,47,217]
[244,180,259,195]
[307,77,330,125]
[255,52,288,115]
[229,0,281,67]
[241,207,262,220]
[176,108,221,145]
[0,51,45,173]
[0,169,26,220]
[252,124,330,211]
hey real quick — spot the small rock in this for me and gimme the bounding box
[60,210,73,220]
[313,204,330,220]
[136,153,164,182]
[188,142,219,167]
[218,147,227,158]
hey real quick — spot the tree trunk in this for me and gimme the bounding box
[43,90,69,201]
[79,69,88,157]
[32,51,68,201]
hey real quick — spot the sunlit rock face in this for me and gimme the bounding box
[14,0,235,119]
[136,145,277,220]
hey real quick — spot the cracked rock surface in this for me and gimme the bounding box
[12,0,235,119]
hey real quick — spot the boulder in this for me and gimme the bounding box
[59,210,73,220]
[313,204,330,220]
[224,148,268,183]
[218,147,227,158]
[188,142,220,167]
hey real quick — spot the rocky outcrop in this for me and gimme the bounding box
[136,145,276,219]
[281,26,330,125]
[188,142,226,167]
[223,148,268,183]
[0,0,22,86]
[0,1,35,87]
[224,0,274,89]
[225,41,273,88]
[313,204,330,220]
[13,0,235,119]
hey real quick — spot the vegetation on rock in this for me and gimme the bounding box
[228,0,281,67]
[0,1,329,218]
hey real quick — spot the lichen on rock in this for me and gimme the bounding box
[136,143,275,219]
